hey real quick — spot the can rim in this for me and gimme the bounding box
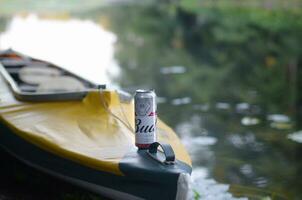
[135,89,154,93]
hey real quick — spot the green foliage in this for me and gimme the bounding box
[0,17,8,32]
[0,0,105,15]
[193,189,201,200]
[100,3,302,114]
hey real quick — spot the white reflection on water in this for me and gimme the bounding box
[288,130,302,143]
[236,103,250,113]
[171,97,192,106]
[176,115,247,199]
[253,177,268,188]
[160,65,186,74]
[216,102,231,110]
[240,164,254,178]
[267,114,290,123]
[189,169,248,200]
[228,132,264,152]
[0,14,120,86]
[182,135,217,147]
[241,116,260,126]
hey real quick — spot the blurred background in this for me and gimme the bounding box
[0,0,302,199]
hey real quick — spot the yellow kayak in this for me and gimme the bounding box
[0,49,192,200]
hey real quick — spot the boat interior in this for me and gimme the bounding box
[0,49,102,94]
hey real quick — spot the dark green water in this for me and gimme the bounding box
[0,1,302,200]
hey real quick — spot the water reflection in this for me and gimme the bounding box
[0,14,119,86]
[160,65,186,74]
[183,136,217,147]
[178,116,244,200]
[267,114,290,123]
[215,102,231,110]
[190,174,248,200]
[235,103,262,116]
[156,96,167,104]
[267,114,292,130]
[227,133,264,152]
[288,130,302,143]
[193,103,210,112]
[171,97,192,106]
[241,117,260,126]
[239,164,254,178]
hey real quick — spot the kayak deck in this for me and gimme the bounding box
[0,76,191,174]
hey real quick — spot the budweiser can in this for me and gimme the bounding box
[134,89,157,149]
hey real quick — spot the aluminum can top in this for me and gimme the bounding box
[135,89,156,98]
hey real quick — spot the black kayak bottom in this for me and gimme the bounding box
[0,123,191,200]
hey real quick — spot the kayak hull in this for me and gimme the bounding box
[0,121,190,200]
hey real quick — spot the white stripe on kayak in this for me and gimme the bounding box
[176,173,191,200]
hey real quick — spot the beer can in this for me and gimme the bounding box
[134,89,157,149]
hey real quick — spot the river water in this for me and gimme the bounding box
[0,1,301,200]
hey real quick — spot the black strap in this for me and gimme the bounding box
[147,142,175,165]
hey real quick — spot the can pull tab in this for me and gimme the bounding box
[147,142,175,165]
